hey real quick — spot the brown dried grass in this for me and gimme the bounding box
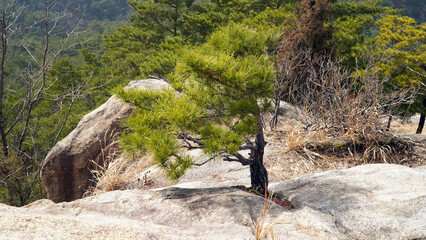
[264,115,424,182]
[87,154,158,196]
[250,184,290,240]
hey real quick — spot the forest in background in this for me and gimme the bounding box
[387,0,425,23]
[0,0,424,206]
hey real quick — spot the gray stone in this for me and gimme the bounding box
[125,79,170,90]
[41,79,170,203]
[0,187,339,240]
[1,164,424,239]
[270,164,426,240]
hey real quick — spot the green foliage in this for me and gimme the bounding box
[102,0,217,80]
[117,24,277,180]
[117,88,201,178]
[103,0,290,82]
[0,151,46,206]
[325,1,400,68]
[332,14,373,66]
[243,5,296,31]
[374,15,426,115]
[375,15,425,68]
[332,1,396,18]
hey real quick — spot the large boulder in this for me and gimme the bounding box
[1,164,424,239]
[41,79,170,203]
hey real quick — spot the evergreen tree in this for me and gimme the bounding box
[103,0,217,80]
[117,24,280,193]
[331,1,397,68]
[374,15,426,133]
[103,0,292,82]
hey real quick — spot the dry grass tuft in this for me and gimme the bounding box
[83,128,160,196]
[251,185,290,240]
[87,154,158,196]
[264,113,424,183]
[265,55,423,180]
[283,119,329,152]
[84,134,159,196]
[89,157,131,194]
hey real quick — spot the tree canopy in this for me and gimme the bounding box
[2,0,424,206]
[374,15,426,132]
[117,24,280,192]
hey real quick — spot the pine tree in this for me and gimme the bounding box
[103,0,291,81]
[374,15,426,133]
[331,1,396,68]
[117,24,280,193]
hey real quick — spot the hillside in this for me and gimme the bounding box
[1,77,425,239]
[390,0,425,22]
[1,0,425,215]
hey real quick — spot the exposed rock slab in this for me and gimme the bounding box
[138,149,252,189]
[178,149,252,187]
[1,164,424,239]
[41,79,170,203]
[40,81,301,203]
[0,187,339,240]
[270,164,426,240]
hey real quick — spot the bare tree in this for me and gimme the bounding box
[0,0,25,156]
[0,0,101,206]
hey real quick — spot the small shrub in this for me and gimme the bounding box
[274,52,416,165]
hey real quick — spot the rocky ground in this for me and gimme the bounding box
[0,164,425,240]
[1,79,424,239]
[1,129,425,239]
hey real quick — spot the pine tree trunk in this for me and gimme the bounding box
[416,98,426,134]
[386,115,392,131]
[250,120,268,193]
[417,113,425,134]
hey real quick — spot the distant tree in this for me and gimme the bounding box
[383,0,425,23]
[374,15,425,133]
[330,1,397,69]
[117,24,280,193]
[0,0,104,206]
[103,0,292,82]
[0,0,25,156]
[24,0,131,22]
[103,0,220,80]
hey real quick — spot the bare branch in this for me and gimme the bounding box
[20,44,41,67]
[406,65,426,78]
[1,166,23,183]
[178,133,204,148]
[239,142,254,150]
[193,156,215,166]
[54,96,75,144]
[223,153,252,166]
